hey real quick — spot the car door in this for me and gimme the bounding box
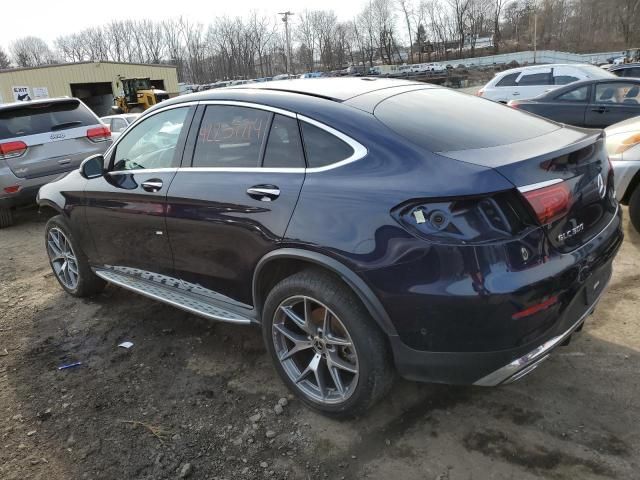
[543,85,591,126]
[584,81,640,128]
[165,103,306,306]
[84,105,195,275]
[513,68,554,100]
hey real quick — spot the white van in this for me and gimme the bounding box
[477,64,616,102]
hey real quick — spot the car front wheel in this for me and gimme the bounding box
[45,215,106,297]
[262,269,394,417]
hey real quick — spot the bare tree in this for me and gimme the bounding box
[10,36,55,67]
[0,47,11,69]
[398,0,415,63]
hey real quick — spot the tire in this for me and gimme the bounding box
[262,269,394,417]
[0,207,13,228]
[629,186,640,234]
[44,215,106,297]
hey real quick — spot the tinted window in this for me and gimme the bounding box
[518,72,553,86]
[300,122,354,168]
[263,115,305,168]
[556,86,589,102]
[624,68,640,78]
[554,75,579,85]
[495,72,519,87]
[193,106,271,168]
[111,107,189,171]
[595,82,640,104]
[0,100,97,140]
[374,88,559,152]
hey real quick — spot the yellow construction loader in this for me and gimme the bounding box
[112,76,169,114]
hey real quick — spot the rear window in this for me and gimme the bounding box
[0,100,97,140]
[374,88,560,152]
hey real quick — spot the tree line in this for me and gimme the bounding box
[0,0,639,83]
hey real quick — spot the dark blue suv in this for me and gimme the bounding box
[38,78,623,416]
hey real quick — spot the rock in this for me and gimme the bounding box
[241,467,249,475]
[178,462,193,478]
[11,414,23,422]
[278,397,288,407]
[274,404,284,415]
[26,430,36,437]
[66,435,76,447]
[385,439,391,446]
[265,430,276,439]
[249,413,261,423]
[0,348,8,356]
[37,409,52,421]
[17,443,26,450]
[260,462,268,468]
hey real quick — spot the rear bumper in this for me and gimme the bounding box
[382,206,623,385]
[0,167,71,209]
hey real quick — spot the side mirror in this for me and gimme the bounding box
[80,154,105,179]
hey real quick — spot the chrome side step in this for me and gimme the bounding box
[94,268,252,324]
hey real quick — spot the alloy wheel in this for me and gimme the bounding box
[47,227,79,290]
[272,296,359,404]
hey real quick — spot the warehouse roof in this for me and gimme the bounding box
[0,61,177,75]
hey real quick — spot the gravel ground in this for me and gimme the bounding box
[0,206,639,480]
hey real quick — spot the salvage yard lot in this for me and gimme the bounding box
[1,207,639,480]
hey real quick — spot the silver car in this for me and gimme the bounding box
[606,115,640,232]
[100,113,141,140]
[0,97,111,228]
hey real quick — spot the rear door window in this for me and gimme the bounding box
[517,72,553,86]
[0,100,98,140]
[193,105,271,168]
[300,122,354,168]
[262,115,305,168]
[595,82,640,104]
[374,88,559,152]
[495,72,519,87]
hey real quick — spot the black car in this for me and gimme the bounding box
[37,78,622,416]
[508,78,640,128]
[609,63,640,78]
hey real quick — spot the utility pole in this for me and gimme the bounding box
[533,11,537,64]
[279,11,294,74]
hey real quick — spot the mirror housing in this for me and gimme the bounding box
[80,154,105,179]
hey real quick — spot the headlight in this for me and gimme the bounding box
[607,133,640,155]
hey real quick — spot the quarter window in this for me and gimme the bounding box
[193,106,271,168]
[556,86,589,102]
[300,122,354,168]
[554,75,579,85]
[111,107,189,171]
[263,115,305,168]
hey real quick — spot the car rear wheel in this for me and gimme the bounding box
[262,269,394,417]
[45,215,106,297]
[0,207,13,229]
[629,187,640,233]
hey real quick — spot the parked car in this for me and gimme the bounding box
[609,63,640,78]
[477,64,616,103]
[606,116,640,232]
[38,78,622,416]
[507,78,640,128]
[100,114,141,140]
[0,97,111,228]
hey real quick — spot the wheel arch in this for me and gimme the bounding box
[252,248,397,337]
[620,168,640,205]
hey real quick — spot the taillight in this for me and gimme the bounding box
[507,100,519,109]
[512,295,558,320]
[0,141,27,160]
[520,181,571,225]
[476,89,484,97]
[87,125,111,143]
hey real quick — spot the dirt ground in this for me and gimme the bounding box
[0,206,639,480]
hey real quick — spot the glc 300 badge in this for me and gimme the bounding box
[558,222,584,242]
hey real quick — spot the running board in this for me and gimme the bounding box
[94,269,253,324]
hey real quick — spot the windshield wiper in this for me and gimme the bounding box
[50,121,83,131]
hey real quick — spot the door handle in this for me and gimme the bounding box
[247,185,280,201]
[591,106,607,113]
[141,179,163,192]
[512,92,520,96]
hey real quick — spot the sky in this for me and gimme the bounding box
[0,0,364,51]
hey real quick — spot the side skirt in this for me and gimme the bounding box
[93,266,255,325]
